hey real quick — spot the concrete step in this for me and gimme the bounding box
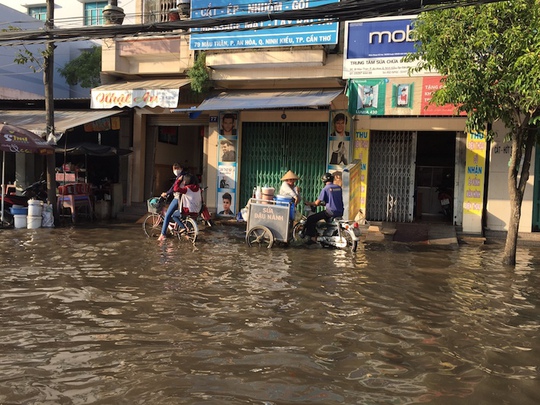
[117,202,147,223]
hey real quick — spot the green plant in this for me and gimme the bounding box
[188,52,210,93]
[58,45,102,88]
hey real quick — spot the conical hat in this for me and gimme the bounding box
[281,170,299,181]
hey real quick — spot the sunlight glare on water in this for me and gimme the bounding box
[0,223,539,404]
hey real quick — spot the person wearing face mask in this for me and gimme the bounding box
[158,163,187,241]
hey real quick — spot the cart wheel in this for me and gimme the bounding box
[246,225,274,248]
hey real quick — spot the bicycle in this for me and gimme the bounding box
[143,197,198,244]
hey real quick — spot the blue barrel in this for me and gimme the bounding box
[275,195,295,220]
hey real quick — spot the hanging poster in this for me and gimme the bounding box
[217,111,239,217]
[346,79,387,116]
[328,111,352,171]
[353,129,370,216]
[463,130,486,232]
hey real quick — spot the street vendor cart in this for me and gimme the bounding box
[245,197,294,248]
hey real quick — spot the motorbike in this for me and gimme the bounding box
[22,179,48,201]
[292,206,361,252]
[436,186,453,219]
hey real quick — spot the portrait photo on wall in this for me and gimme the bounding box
[219,112,238,135]
[329,140,350,166]
[219,137,237,162]
[330,112,351,137]
[217,191,235,216]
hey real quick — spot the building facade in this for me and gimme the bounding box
[92,2,537,235]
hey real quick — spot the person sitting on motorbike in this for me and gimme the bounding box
[171,174,202,232]
[303,172,344,246]
[158,163,187,241]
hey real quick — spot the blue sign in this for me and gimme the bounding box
[346,17,417,59]
[190,0,339,50]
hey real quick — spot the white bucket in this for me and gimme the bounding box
[27,215,42,229]
[14,214,27,229]
[28,200,43,217]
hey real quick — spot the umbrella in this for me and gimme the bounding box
[54,142,132,157]
[0,123,54,224]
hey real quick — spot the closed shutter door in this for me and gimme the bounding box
[239,122,328,208]
[367,130,417,222]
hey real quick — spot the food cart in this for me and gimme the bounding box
[245,197,294,248]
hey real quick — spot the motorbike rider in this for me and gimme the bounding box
[303,172,344,246]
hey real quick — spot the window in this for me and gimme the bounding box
[158,126,179,145]
[28,6,47,21]
[84,2,107,26]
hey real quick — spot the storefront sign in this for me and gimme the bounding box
[463,131,486,232]
[347,160,363,221]
[344,16,439,79]
[347,76,465,117]
[190,0,339,50]
[91,89,180,108]
[346,79,387,116]
[353,130,369,215]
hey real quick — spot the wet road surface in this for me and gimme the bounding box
[0,221,539,404]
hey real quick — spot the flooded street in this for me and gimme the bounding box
[0,222,539,405]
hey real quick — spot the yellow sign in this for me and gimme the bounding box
[353,130,370,215]
[463,131,486,215]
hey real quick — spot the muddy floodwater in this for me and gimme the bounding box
[0,222,539,404]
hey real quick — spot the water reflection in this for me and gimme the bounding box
[0,223,539,404]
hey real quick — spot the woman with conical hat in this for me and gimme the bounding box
[279,170,301,206]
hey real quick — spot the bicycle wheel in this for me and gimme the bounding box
[143,214,163,238]
[179,217,198,244]
[246,225,274,248]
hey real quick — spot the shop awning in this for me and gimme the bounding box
[0,110,123,137]
[173,89,343,112]
[91,78,190,109]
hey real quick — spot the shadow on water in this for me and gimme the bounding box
[0,222,539,404]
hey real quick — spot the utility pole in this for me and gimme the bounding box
[45,0,59,225]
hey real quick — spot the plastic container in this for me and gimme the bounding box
[13,214,27,229]
[27,216,42,229]
[275,195,295,220]
[27,200,43,217]
[10,206,28,216]
[262,186,275,203]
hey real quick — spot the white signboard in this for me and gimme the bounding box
[91,89,180,109]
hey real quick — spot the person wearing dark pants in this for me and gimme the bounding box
[304,172,344,246]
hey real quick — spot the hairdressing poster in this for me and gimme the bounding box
[328,111,352,171]
[217,111,239,217]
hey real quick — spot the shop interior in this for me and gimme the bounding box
[415,131,456,221]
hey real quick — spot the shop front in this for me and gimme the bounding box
[343,15,490,233]
[0,108,130,219]
[173,89,349,218]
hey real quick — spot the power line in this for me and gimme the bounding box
[0,0,506,46]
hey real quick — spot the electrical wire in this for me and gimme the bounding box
[0,0,507,46]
